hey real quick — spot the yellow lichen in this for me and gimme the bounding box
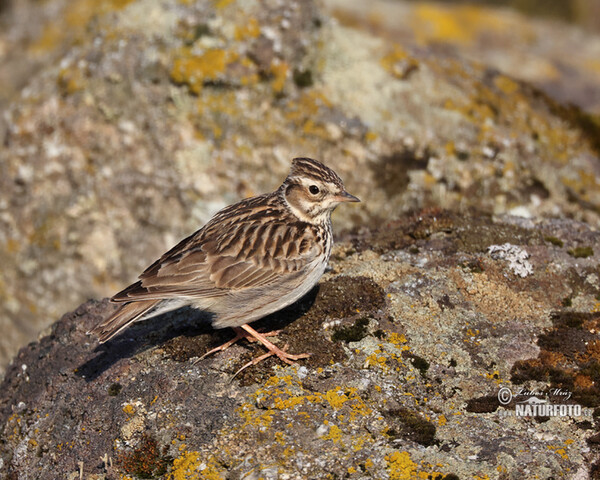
[239,57,260,87]
[386,451,417,480]
[171,49,238,94]
[270,61,289,94]
[58,66,86,95]
[283,447,294,457]
[234,17,260,41]
[365,353,388,369]
[385,451,447,480]
[122,404,135,415]
[5,238,20,254]
[166,447,227,480]
[494,75,519,95]
[214,0,235,8]
[169,450,201,480]
[285,91,332,123]
[325,387,349,409]
[547,444,569,460]
[29,0,136,54]
[265,374,293,387]
[413,4,507,46]
[238,403,274,428]
[273,394,304,410]
[193,90,246,140]
[274,431,285,445]
[381,46,419,80]
[365,131,378,142]
[561,169,600,201]
[388,332,408,345]
[322,424,343,444]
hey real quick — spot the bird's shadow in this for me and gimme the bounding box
[77,286,320,382]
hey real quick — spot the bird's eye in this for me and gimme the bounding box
[309,185,320,195]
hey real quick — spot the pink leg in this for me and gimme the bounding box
[197,324,310,371]
[233,350,277,378]
[239,324,311,364]
[196,327,246,362]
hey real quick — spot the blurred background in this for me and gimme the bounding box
[405,0,600,31]
[1,0,600,376]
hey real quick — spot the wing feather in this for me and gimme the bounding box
[110,195,323,303]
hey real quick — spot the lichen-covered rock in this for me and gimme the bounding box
[2,0,600,377]
[1,212,600,479]
[326,0,600,114]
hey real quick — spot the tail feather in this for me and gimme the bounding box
[89,300,159,343]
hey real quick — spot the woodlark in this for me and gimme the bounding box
[90,157,359,371]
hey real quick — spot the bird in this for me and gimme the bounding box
[89,157,360,372]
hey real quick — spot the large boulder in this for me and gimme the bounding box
[1,212,600,479]
[2,0,600,376]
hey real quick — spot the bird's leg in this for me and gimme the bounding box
[197,324,310,372]
[197,327,282,362]
[233,341,310,378]
[242,328,282,342]
[240,324,311,363]
[196,327,246,362]
[233,350,276,378]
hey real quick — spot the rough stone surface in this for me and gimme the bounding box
[327,0,600,114]
[2,0,600,376]
[2,212,600,479]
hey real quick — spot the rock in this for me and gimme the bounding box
[2,0,600,376]
[1,211,600,479]
[325,0,600,114]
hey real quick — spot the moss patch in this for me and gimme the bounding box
[568,246,594,258]
[544,236,564,247]
[384,407,437,447]
[371,150,429,198]
[301,276,386,321]
[466,394,500,413]
[511,311,600,408]
[332,317,370,342]
[116,434,172,479]
[561,297,573,307]
[402,352,430,376]
[107,383,122,396]
[293,68,313,88]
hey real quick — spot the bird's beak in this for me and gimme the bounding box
[334,190,360,203]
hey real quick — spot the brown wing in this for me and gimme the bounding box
[112,202,321,303]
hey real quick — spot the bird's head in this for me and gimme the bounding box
[281,157,360,225]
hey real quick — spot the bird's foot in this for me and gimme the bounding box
[196,324,310,373]
[233,343,311,378]
[230,324,310,376]
[195,328,246,363]
[196,326,282,362]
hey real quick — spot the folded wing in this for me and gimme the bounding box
[112,218,320,302]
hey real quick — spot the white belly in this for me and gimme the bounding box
[208,258,328,329]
